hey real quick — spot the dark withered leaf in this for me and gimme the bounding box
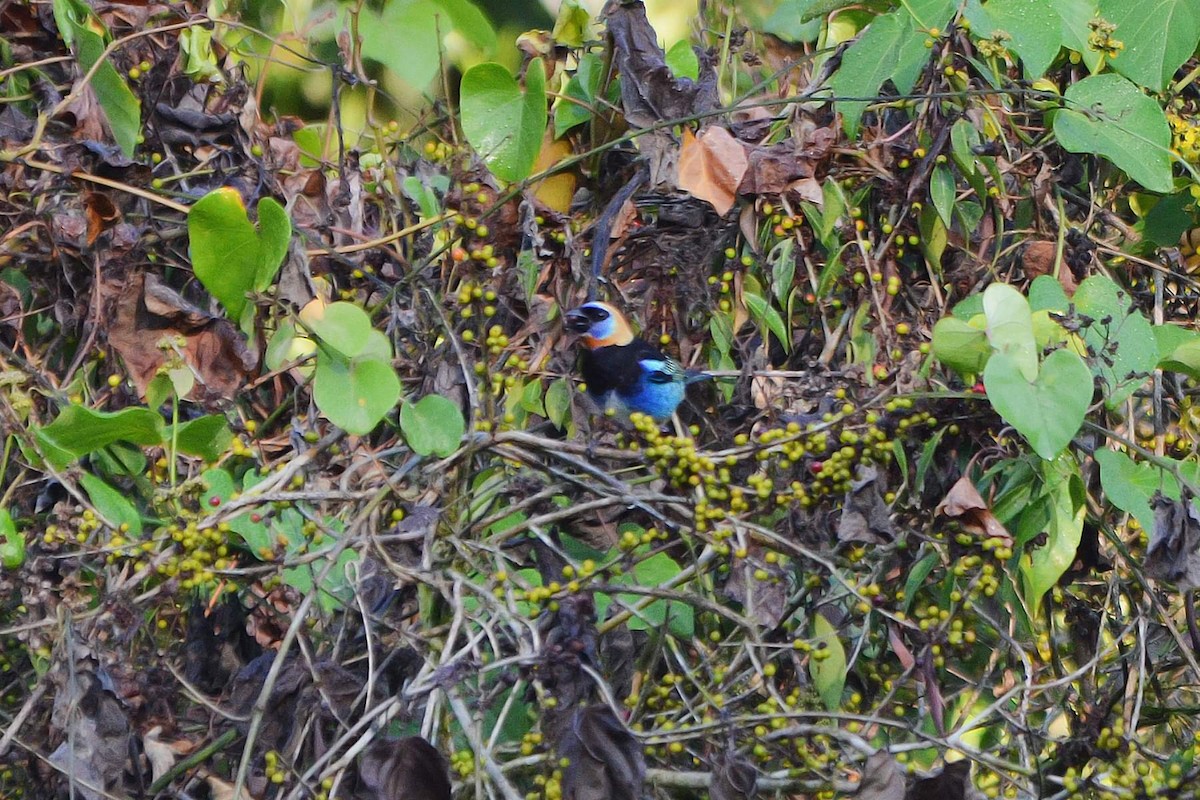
[184,597,261,694]
[604,0,717,128]
[838,465,895,544]
[1147,491,1200,591]
[48,658,131,800]
[710,749,757,800]
[556,705,644,800]
[357,736,451,800]
[905,760,970,800]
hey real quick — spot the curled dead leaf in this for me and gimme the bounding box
[357,736,451,800]
[1147,492,1200,591]
[605,1,717,128]
[935,475,1012,544]
[103,271,257,403]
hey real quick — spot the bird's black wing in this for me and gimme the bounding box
[581,340,665,394]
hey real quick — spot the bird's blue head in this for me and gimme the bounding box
[564,301,635,349]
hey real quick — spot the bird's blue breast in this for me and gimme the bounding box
[621,376,686,421]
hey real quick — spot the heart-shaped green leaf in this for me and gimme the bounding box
[1100,0,1200,92]
[964,0,1063,78]
[983,282,1038,381]
[1053,74,1172,192]
[1072,274,1157,407]
[314,353,402,436]
[298,300,374,358]
[400,394,465,457]
[189,188,291,324]
[984,349,1092,460]
[460,59,547,183]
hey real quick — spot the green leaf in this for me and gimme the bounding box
[1021,458,1084,615]
[314,353,402,436]
[930,164,956,229]
[1095,448,1177,533]
[298,301,374,358]
[768,239,797,304]
[983,349,1092,460]
[831,12,909,137]
[764,0,823,43]
[743,291,791,353]
[53,0,141,157]
[1053,73,1173,193]
[1028,274,1070,312]
[189,188,292,324]
[0,509,25,570]
[400,394,465,456]
[612,552,693,638]
[1157,326,1200,379]
[1141,191,1195,248]
[809,611,847,710]
[545,377,571,429]
[982,282,1038,381]
[1099,0,1200,91]
[1054,0,1103,71]
[901,553,939,614]
[931,317,991,378]
[665,40,699,81]
[551,0,592,47]
[79,473,142,536]
[1072,274,1157,407]
[361,0,496,89]
[555,52,603,138]
[402,175,445,218]
[832,0,956,134]
[179,26,222,83]
[966,0,1063,78]
[919,202,948,273]
[166,414,233,462]
[461,59,548,183]
[35,405,165,469]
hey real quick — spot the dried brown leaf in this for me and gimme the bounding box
[677,126,748,216]
[935,475,1012,544]
[104,271,257,403]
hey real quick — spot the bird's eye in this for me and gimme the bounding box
[646,369,673,384]
[586,307,610,322]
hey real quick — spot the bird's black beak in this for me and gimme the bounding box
[564,309,592,334]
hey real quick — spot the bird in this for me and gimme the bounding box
[564,301,709,422]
